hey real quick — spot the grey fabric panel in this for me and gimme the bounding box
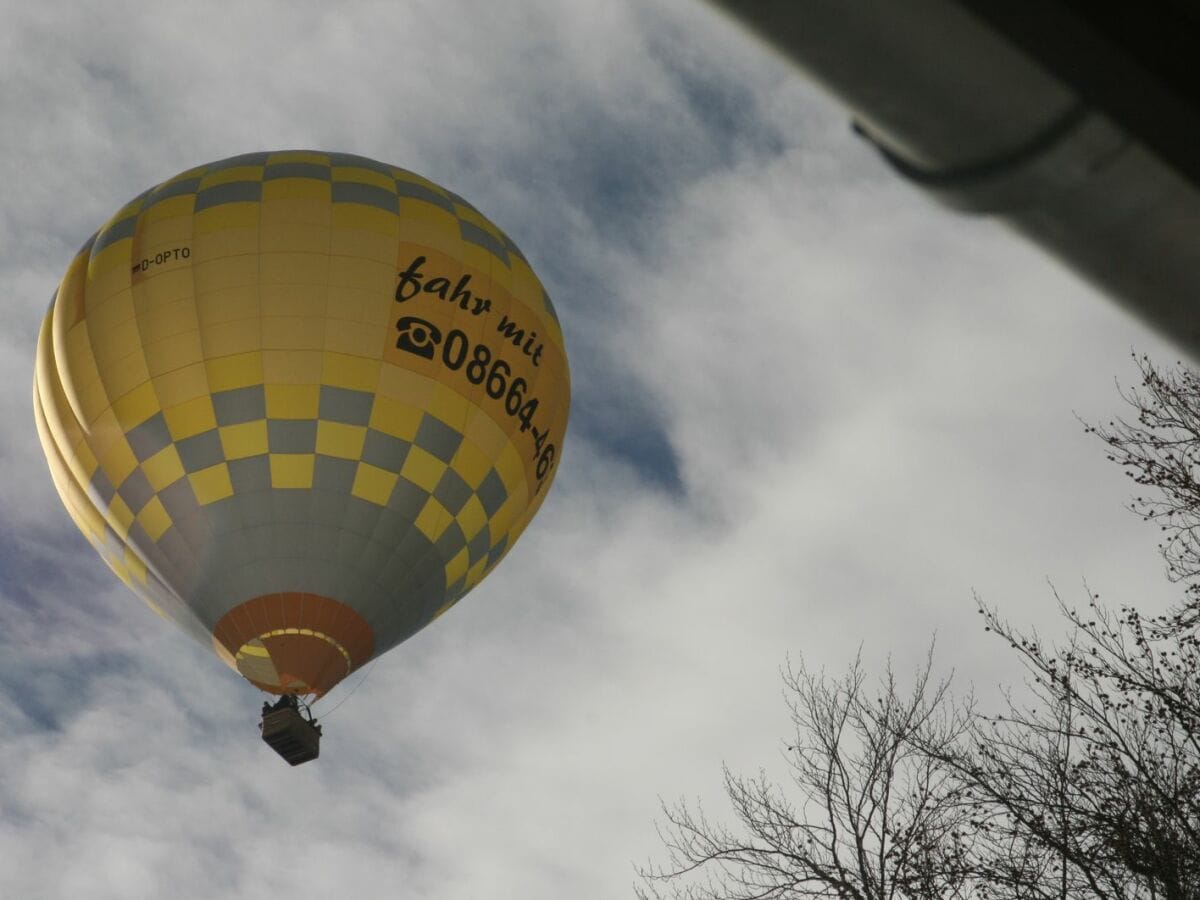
[146,176,202,203]
[126,412,172,461]
[271,489,311,523]
[413,415,462,462]
[434,520,466,563]
[459,220,508,266]
[310,489,350,529]
[264,162,330,181]
[116,468,155,513]
[205,152,270,171]
[387,478,428,520]
[476,469,507,517]
[433,467,472,515]
[332,181,398,213]
[362,429,409,472]
[158,477,202,522]
[312,456,357,494]
[541,288,560,323]
[395,180,454,211]
[212,386,266,426]
[466,526,491,564]
[328,153,396,176]
[342,497,383,537]
[227,455,271,493]
[318,386,373,425]
[172,509,212,554]
[176,430,224,472]
[445,191,478,214]
[89,469,116,505]
[486,534,509,568]
[267,420,317,453]
[92,215,137,253]
[194,181,262,211]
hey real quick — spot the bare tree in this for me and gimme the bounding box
[641,354,1200,900]
[637,650,975,900]
[931,592,1200,900]
[1087,353,1200,589]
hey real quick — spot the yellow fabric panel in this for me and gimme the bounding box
[136,496,172,541]
[449,439,493,489]
[134,267,193,312]
[139,193,194,226]
[99,348,152,401]
[455,494,487,541]
[262,178,331,204]
[262,349,323,384]
[141,444,185,491]
[331,166,394,190]
[270,453,315,489]
[199,165,264,187]
[86,241,133,287]
[399,446,446,492]
[268,150,327,166]
[331,207,399,242]
[260,252,329,286]
[261,282,325,318]
[164,395,218,440]
[193,208,259,242]
[76,378,111,426]
[315,421,366,459]
[425,383,471,431]
[262,316,326,350]
[144,330,205,377]
[457,241,499,275]
[64,325,102,393]
[463,405,508,459]
[414,496,452,542]
[264,384,319,419]
[260,223,331,255]
[85,293,135,345]
[328,254,393,296]
[139,297,200,342]
[493,440,526,495]
[350,462,398,506]
[153,363,210,408]
[206,351,262,392]
[88,406,123,457]
[189,463,235,505]
[91,318,142,370]
[376,364,434,407]
[193,254,259,294]
[111,381,160,430]
[444,547,469,587]
[321,351,379,390]
[219,421,269,459]
[463,556,490,592]
[200,318,262,357]
[323,321,386,360]
[368,396,422,440]
[109,494,135,537]
[196,285,259,324]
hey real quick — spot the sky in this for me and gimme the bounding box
[0,2,1187,897]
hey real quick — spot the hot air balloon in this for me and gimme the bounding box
[33,151,570,763]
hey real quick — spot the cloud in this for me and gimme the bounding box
[0,0,1185,897]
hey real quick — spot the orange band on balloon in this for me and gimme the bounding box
[212,593,375,696]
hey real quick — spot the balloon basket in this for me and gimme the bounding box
[260,706,321,766]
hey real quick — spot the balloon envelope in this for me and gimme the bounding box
[34,151,569,697]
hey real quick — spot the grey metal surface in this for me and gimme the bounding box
[707,0,1200,357]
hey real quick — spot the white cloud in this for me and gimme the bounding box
[0,0,1185,897]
